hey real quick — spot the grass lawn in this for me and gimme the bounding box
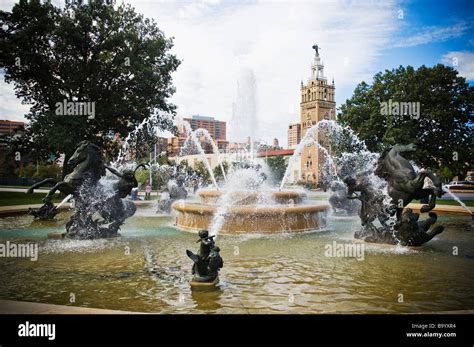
[0,192,62,206]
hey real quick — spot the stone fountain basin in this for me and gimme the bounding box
[171,200,329,234]
[197,189,306,204]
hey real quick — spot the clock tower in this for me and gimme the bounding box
[300,45,336,184]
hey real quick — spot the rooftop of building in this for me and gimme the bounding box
[185,115,221,122]
[256,149,294,157]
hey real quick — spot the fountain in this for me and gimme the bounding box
[1,118,472,314]
[172,164,329,235]
[26,141,147,239]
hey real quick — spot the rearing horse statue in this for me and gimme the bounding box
[375,144,444,215]
[26,141,105,201]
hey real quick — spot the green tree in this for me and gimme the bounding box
[0,0,180,176]
[213,161,229,183]
[264,155,287,182]
[338,64,473,178]
[194,161,210,182]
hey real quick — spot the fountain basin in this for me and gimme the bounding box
[197,190,306,204]
[172,190,329,234]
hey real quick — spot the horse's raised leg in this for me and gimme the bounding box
[26,178,57,194]
[42,182,71,203]
[417,170,443,212]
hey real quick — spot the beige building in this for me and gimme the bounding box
[300,45,336,184]
[287,123,301,149]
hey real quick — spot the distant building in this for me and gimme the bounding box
[256,149,294,158]
[0,120,24,136]
[299,46,336,184]
[272,138,280,148]
[167,115,228,156]
[167,136,187,157]
[228,141,248,153]
[287,123,301,149]
[184,115,228,152]
[184,115,226,141]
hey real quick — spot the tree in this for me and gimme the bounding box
[194,161,210,183]
[213,161,229,183]
[338,64,473,178]
[264,155,287,182]
[0,0,180,176]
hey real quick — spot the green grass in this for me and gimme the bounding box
[0,192,62,206]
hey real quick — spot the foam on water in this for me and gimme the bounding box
[41,239,118,254]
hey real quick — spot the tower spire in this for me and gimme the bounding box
[310,44,325,80]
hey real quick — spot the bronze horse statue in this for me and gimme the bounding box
[27,141,145,239]
[343,143,446,247]
[27,141,105,202]
[375,144,444,215]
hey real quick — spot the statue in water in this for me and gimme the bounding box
[186,230,223,285]
[27,141,146,239]
[328,180,359,215]
[344,143,445,246]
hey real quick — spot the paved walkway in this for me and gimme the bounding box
[0,187,50,193]
[0,200,156,217]
[0,299,142,314]
[0,299,472,314]
[406,203,473,216]
[0,203,71,217]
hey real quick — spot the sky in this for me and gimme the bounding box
[0,0,473,147]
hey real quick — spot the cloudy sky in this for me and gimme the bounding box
[1,0,473,146]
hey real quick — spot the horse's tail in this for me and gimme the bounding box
[26,178,57,194]
[133,163,148,176]
[374,146,392,178]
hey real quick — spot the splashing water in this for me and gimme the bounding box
[195,128,227,183]
[443,187,473,216]
[56,194,73,209]
[280,119,377,190]
[179,120,218,189]
[208,165,273,239]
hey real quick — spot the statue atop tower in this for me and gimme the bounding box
[312,44,320,55]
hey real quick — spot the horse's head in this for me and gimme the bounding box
[343,176,357,188]
[68,141,91,168]
[67,141,104,177]
[404,143,417,152]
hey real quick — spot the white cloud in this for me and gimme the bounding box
[0,81,31,121]
[441,51,474,80]
[393,22,470,48]
[131,0,400,146]
[0,0,401,147]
